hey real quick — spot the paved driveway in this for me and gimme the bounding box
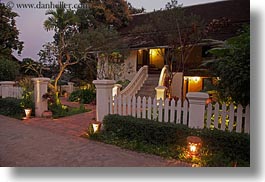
[0,113,192,167]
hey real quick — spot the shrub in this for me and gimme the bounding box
[116,80,130,90]
[0,98,24,118]
[69,89,96,104]
[198,128,250,166]
[103,114,190,146]
[18,77,34,109]
[101,114,250,167]
[0,58,20,81]
[48,103,88,118]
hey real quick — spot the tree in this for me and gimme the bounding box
[43,8,80,101]
[43,1,132,98]
[78,0,131,29]
[205,25,250,106]
[0,57,19,81]
[20,58,50,77]
[0,4,23,58]
[76,1,131,81]
[127,2,145,14]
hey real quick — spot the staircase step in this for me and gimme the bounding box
[135,74,160,99]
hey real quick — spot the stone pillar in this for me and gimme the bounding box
[186,92,209,129]
[68,82,74,94]
[31,78,50,117]
[112,84,122,97]
[0,81,15,98]
[155,86,167,101]
[93,80,115,122]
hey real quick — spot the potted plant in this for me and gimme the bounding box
[21,91,34,119]
[19,77,34,119]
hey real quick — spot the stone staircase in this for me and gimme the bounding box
[136,74,160,99]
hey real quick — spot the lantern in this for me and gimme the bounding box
[89,121,102,134]
[187,136,202,156]
[24,108,32,119]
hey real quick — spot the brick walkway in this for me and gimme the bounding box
[0,99,193,167]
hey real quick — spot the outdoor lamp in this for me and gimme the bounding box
[192,77,200,82]
[187,136,202,156]
[89,121,102,134]
[24,108,32,119]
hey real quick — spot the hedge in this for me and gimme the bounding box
[0,98,24,118]
[69,89,96,104]
[102,114,250,166]
[103,114,191,146]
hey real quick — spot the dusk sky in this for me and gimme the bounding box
[2,0,223,60]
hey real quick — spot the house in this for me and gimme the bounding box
[99,0,250,99]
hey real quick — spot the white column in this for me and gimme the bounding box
[186,92,209,129]
[68,82,74,94]
[0,81,15,98]
[31,78,50,117]
[93,80,115,122]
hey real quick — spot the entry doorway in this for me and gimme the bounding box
[137,48,165,74]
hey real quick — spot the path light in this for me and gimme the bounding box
[89,121,102,134]
[187,136,202,156]
[24,108,32,119]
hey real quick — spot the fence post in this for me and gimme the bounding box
[93,80,115,122]
[0,81,15,98]
[31,78,50,117]
[186,92,209,129]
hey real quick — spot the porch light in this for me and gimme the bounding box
[192,77,200,82]
[184,76,200,82]
[187,136,202,156]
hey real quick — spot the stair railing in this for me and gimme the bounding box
[158,65,169,86]
[120,65,148,97]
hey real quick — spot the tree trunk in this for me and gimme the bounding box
[54,66,65,105]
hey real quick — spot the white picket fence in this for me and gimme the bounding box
[109,95,250,134]
[0,85,22,99]
[206,103,250,133]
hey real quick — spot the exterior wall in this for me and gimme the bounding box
[124,50,137,81]
[96,51,137,81]
[182,76,204,99]
[188,77,203,92]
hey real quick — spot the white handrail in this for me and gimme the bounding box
[120,65,148,97]
[158,65,169,86]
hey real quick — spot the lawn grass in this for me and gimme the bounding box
[49,104,91,119]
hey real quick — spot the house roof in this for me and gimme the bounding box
[119,0,250,49]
